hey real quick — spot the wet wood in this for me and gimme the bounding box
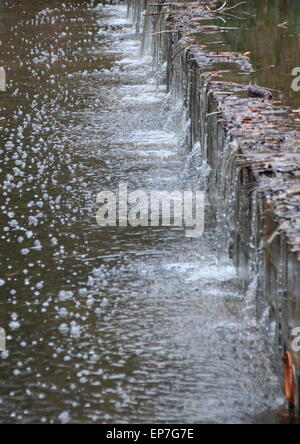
[248,85,273,100]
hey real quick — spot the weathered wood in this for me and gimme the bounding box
[248,85,273,100]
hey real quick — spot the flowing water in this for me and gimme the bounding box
[0,0,286,424]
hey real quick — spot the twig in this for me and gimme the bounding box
[222,1,247,12]
[215,1,227,13]
[151,29,188,36]
[206,111,221,117]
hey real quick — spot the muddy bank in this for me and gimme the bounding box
[129,0,300,410]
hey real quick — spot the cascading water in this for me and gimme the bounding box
[0,0,286,424]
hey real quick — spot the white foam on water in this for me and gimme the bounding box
[120,84,167,93]
[93,4,128,14]
[121,92,166,104]
[128,130,177,147]
[117,55,152,67]
[164,263,237,283]
[108,17,131,26]
[136,149,176,159]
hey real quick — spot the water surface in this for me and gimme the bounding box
[223,0,300,110]
[0,0,284,424]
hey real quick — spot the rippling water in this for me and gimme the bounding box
[0,0,284,423]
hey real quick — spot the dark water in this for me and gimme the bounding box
[222,0,300,110]
[0,0,286,424]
